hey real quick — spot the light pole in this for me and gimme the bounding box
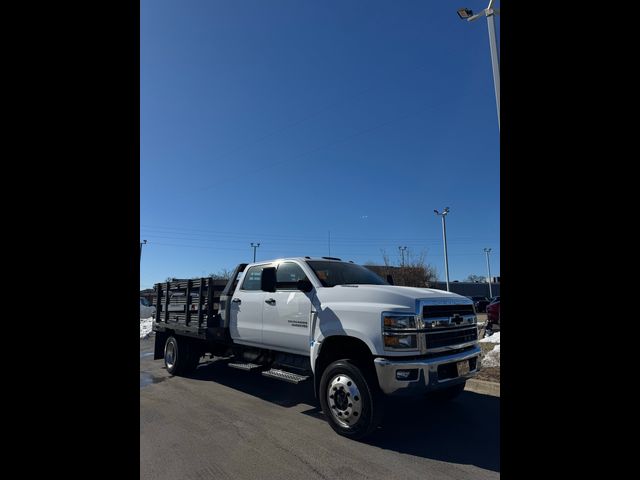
[484,247,493,298]
[434,208,451,291]
[457,1,500,130]
[250,242,260,262]
[398,246,407,267]
[140,239,147,263]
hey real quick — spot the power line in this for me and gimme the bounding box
[144,241,498,257]
[140,224,490,244]
[140,230,498,248]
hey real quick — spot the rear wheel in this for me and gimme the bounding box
[164,336,200,375]
[319,360,383,440]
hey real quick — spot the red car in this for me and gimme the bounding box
[485,299,500,334]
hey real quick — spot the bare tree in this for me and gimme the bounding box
[372,248,438,287]
[402,249,438,287]
[209,268,234,280]
[381,249,391,268]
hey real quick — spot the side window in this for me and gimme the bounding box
[276,262,308,290]
[241,265,266,291]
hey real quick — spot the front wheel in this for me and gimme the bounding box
[319,360,383,440]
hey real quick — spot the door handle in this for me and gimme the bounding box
[265,298,276,305]
[232,298,242,304]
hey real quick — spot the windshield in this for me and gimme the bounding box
[306,261,389,287]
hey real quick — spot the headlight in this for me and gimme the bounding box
[383,314,418,329]
[383,334,417,349]
[382,313,419,350]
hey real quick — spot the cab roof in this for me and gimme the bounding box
[250,256,350,265]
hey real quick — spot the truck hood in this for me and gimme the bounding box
[314,284,471,311]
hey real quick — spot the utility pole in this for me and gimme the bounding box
[328,231,331,256]
[250,242,260,263]
[457,1,500,130]
[434,208,451,291]
[484,247,493,297]
[140,239,147,263]
[398,246,407,267]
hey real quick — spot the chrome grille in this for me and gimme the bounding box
[424,326,478,349]
[419,302,478,352]
[422,304,474,318]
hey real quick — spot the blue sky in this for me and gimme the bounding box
[140,0,500,289]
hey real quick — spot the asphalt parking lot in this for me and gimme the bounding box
[140,337,500,480]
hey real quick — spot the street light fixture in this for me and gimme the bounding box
[434,207,451,292]
[140,239,147,263]
[250,242,261,263]
[398,246,408,267]
[484,247,493,298]
[457,8,474,19]
[457,1,500,130]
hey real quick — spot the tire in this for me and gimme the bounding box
[164,336,200,376]
[319,359,384,440]
[428,381,466,402]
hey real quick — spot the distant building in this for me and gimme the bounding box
[140,288,155,305]
[363,265,431,288]
[430,282,500,298]
[363,265,500,297]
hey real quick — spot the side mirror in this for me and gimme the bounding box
[297,279,313,293]
[261,267,277,292]
[386,275,395,285]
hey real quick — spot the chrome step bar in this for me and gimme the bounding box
[261,368,310,384]
[227,362,264,372]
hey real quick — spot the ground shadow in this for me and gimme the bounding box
[183,358,500,472]
[187,358,317,408]
[365,392,500,472]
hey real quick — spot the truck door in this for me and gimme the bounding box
[261,261,313,356]
[228,264,267,346]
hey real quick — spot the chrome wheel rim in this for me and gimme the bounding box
[165,340,176,370]
[327,374,363,428]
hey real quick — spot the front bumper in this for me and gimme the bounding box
[373,345,481,395]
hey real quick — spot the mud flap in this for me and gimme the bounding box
[154,331,167,360]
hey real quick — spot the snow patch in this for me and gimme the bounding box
[482,344,500,368]
[480,331,500,343]
[140,317,154,339]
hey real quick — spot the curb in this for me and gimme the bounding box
[466,378,500,397]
